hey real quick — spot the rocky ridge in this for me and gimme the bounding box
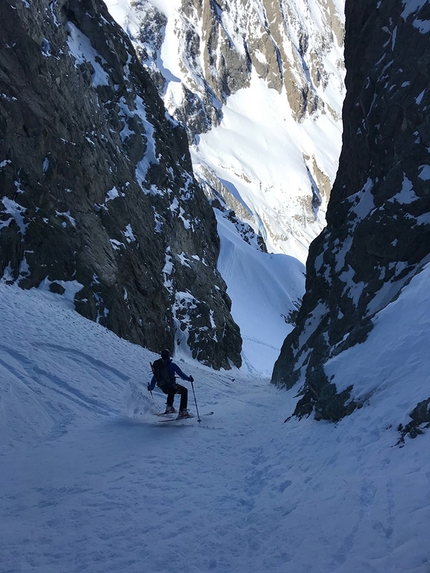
[0,0,242,369]
[129,0,344,134]
[272,0,430,422]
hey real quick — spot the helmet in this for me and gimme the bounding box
[161,349,171,359]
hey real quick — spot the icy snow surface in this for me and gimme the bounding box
[1,264,430,572]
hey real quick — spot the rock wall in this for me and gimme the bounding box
[0,0,242,369]
[272,0,430,419]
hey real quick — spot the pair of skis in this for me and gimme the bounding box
[156,411,214,423]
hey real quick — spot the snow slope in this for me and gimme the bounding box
[192,72,343,262]
[1,262,430,572]
[215,208,305,376]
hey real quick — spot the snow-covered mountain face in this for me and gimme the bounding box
[0,0,242,369]
[106,0,346,261]
[273,0,430,426]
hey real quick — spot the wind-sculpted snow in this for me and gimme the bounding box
[1,277,430,572]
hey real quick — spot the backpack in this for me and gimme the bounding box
[151,358,173,390]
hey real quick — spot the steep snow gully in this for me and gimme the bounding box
[1,280,430,573]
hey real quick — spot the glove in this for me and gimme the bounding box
[190,376,194,382]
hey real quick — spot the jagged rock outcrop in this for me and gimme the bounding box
[397,398,430,445]
[0,0,242,369]
[272,0,430,419]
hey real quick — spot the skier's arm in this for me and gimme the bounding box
[172,363,193,382]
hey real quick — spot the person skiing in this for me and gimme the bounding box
[148,349,194,418]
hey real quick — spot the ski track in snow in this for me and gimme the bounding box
[1,282,430,573]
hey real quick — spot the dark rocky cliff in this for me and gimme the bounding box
[0,0,242,369]
[272,0,430,419]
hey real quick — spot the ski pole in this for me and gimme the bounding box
[191,380,201,423]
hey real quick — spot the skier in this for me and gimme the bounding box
[148,349,194,418]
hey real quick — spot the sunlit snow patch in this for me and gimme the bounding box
[66,22,110,87]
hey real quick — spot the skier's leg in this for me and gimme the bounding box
[166,392,175,408]
[175,384,188,411]
[162,388,175,411]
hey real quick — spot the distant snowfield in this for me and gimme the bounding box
[191,72,343,262]
[1,268,430,573]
